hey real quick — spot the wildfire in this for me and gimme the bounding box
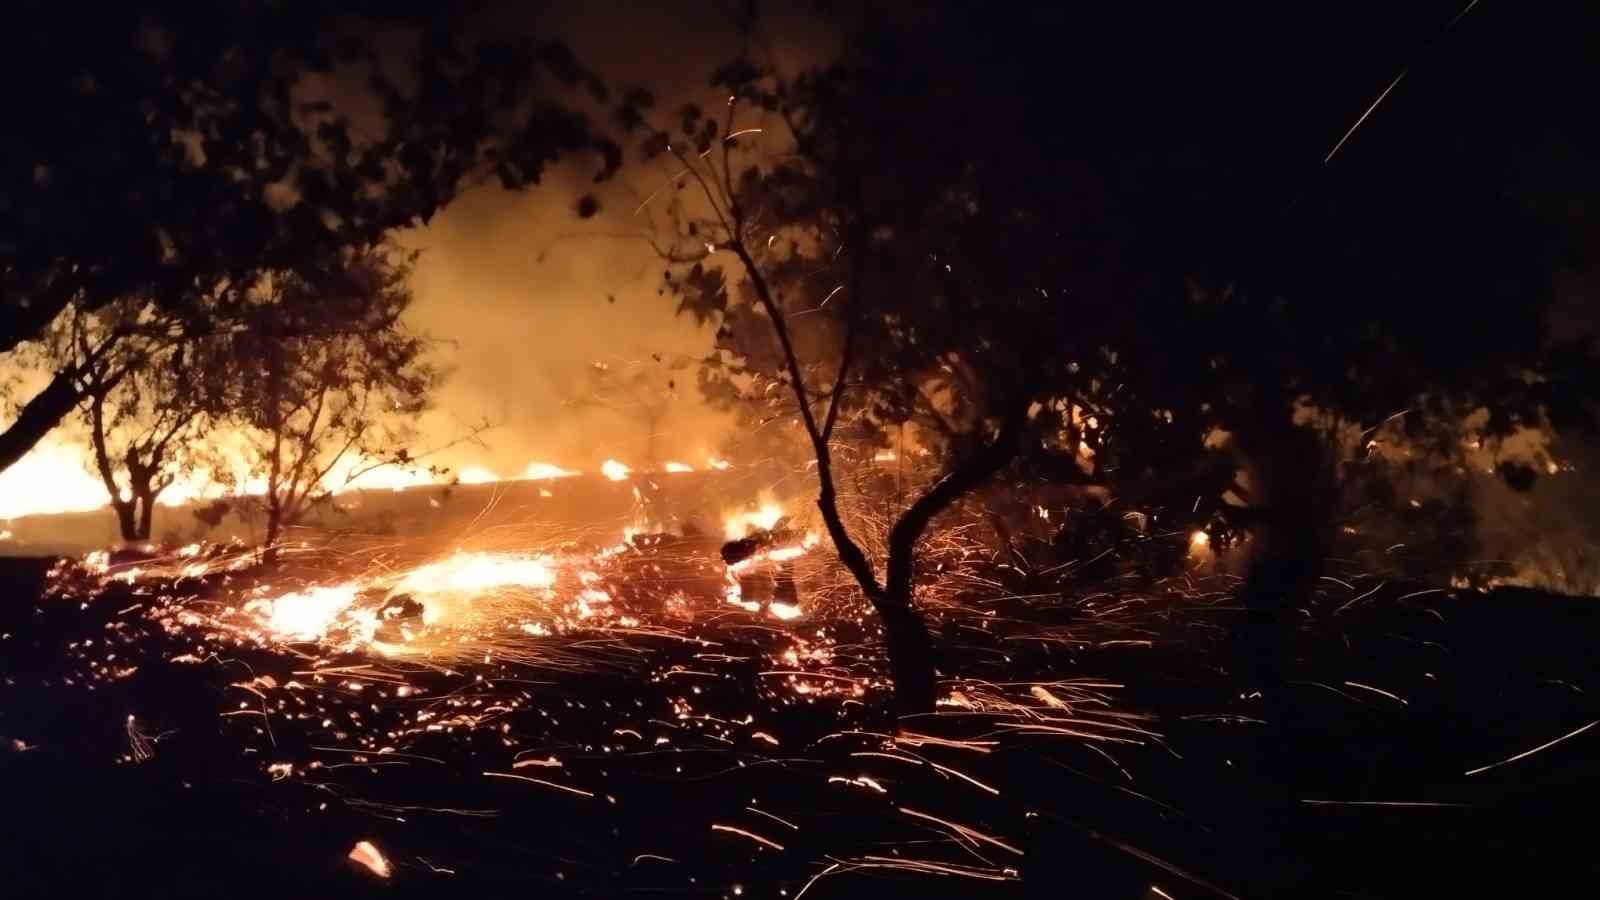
[523,462,579,480]
[458,466,500,485]
[395,551,557,606]
[245,583,370,643]
[0,441,694,523]
[724,501,787,540]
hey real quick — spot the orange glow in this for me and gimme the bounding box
[723,500,786,540]
[706,456,733,471]
[245,583,370,643]
[769,601,803,621]
[458,466,499,485]
[0,439,127,519]
[663,461,694,473]
[326,459,438,493]
[600,459,631,481]
[1190,530,1210,548]
[395,550,556,601]
[348,840,391,879]
[523,461,579,481]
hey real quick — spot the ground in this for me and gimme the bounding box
[3,552,1600,899]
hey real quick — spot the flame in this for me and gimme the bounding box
[245,583,369,642]
[0,430,731,521]
[324,458,438,493]
[1189,530,1210,548]
[0,438,124,519]
[874,449,898,462]
[395,550,557,600]
[768,601,803,621]
[458,466,499,485]
[724,501,787,540]
[523,461,579,481]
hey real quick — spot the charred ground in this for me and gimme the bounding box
[5,550,1600,899]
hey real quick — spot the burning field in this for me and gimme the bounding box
[7,474,1600,899]
[2,481,1145,897]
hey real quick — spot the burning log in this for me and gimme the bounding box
[720,518,799,566]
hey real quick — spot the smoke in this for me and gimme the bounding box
[391,0,842,477]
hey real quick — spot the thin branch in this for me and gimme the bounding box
[884,379,1036,600]
[668,144,733,238]
[728,239,882,596]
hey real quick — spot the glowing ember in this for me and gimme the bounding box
[1190,530,1210,548]
[246,583,369,642]
[663,461,694,473]
[348,840,391,879]
[395,551,557,599]
[769,601,803,621]
[706,456,733,471]
[874,450,898,462]
[600,459,632,481]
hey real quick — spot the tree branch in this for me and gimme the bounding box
[0,370,86,474]
[884,384,1034,601]
[729,238,882,596]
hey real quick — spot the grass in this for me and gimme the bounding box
[4,554,1600,898]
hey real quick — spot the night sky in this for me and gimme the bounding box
[390,0,1600,474]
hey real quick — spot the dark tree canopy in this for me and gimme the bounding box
[0,1,620,472]
[649,2,1600,715]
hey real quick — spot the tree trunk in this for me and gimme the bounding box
[112,498,139,543]
[872,587,939,720]
[1232,400,1336,688]
[1226,386,1338,894]
[265,508,282,548]
[0,370,81,475]
[135,492,156,541]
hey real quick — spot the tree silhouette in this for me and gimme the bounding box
[649,5,1600,719]
[228,250,438,547]
[652,32,1149,718]
[58,298,230,542]
[0,2,620,475]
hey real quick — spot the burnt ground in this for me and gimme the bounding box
[3,554,1600,899]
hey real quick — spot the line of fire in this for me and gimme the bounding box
[5,2,1600,898]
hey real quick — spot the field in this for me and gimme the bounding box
[4,537,1600,899]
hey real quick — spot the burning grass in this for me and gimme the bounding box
[9,507,1600,898]
[13,511,1191,896]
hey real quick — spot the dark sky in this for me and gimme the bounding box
[0,0,1592,541]
[16,0,1595,485]
[418,0,1598,473]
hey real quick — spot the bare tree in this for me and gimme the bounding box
[649,69,1069,720]
[80,333,221,542]
[25,294,229,541]
[229,250,439,547]
[561,352,694,471]
[0,6,622,475]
